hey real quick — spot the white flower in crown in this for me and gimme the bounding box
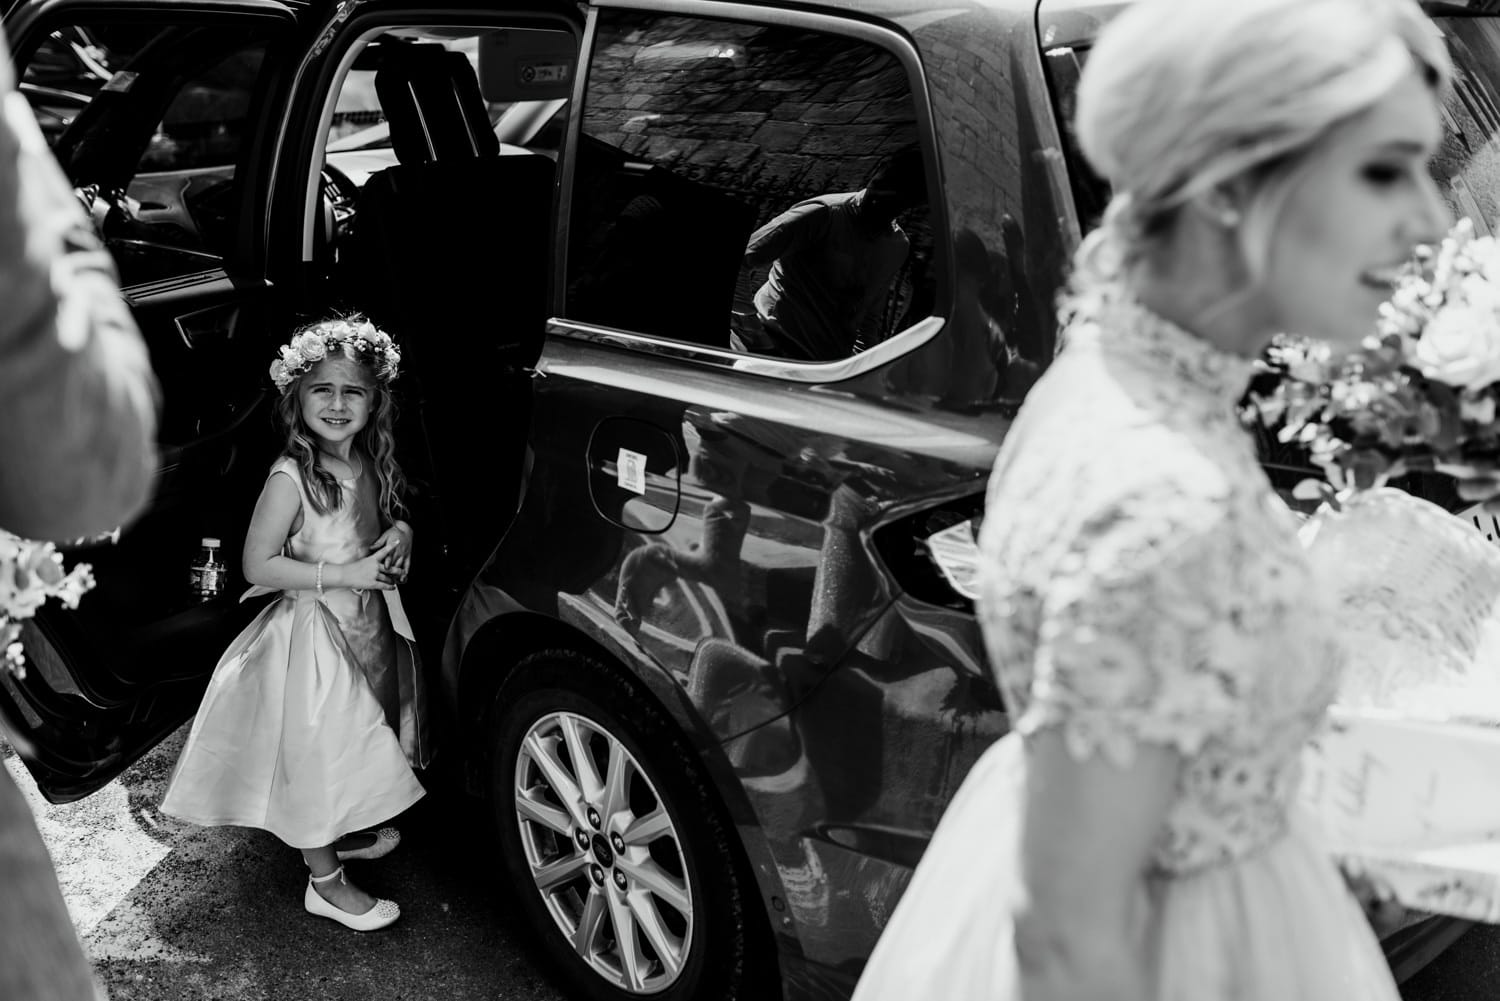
[299,335,328,362]
[268,318,402,392]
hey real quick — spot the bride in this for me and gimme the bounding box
[851,0,1451,999]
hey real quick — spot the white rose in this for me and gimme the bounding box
[1411,303,1500,391]
[1460,272,1500,315]
[301,336,328,362]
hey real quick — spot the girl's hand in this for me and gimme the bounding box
[335,553,397,591]
[371,521,413,582]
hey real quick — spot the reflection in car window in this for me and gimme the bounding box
[1430,16,1500,234]
[565,10,938,360]
[139,46,265,173]
[20,24,274,287]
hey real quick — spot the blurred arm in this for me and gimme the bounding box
[0,46,157,541]
[1013,728,1178,1001]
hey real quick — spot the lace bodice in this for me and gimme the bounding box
[976,293,1344,874]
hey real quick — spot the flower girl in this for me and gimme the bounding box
[162,316,431,931]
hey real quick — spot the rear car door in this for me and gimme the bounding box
[0,0,303,802]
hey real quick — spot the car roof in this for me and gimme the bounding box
[0,0,1072,35]
[1,0,316,15]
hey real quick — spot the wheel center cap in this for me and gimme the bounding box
[592,834,615,868]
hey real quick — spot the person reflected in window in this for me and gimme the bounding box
[736,146,926,361]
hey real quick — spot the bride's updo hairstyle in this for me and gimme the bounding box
[1066,0,1449,311]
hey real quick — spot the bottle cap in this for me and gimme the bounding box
[202,537,221,548]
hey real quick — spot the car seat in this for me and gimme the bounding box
[345,41,554,587]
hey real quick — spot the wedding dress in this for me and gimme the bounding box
[851,289,1399,1000]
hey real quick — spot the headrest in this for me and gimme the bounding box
[374,43,500,165]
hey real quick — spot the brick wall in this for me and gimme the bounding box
[575,11,936,338]
[585,13,920,227]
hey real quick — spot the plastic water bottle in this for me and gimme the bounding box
[189,537,226,602]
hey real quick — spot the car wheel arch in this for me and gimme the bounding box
[456,609,811,975]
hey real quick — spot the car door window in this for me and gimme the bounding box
[564,9,940,363]
[19,23,275,288]
[314,25,572,283]
[1429,15,1500,236]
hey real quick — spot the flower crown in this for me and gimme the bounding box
[269,318,402,392]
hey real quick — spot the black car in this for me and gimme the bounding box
[1,1,1493,999]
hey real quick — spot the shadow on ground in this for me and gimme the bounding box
[11,727,567,1001]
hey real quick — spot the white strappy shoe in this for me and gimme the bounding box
[304,866,400,931]
[336,826,401,862]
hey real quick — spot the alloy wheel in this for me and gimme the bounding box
[512,710,694,994]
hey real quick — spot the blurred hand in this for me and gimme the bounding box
[1340,859,1412,938]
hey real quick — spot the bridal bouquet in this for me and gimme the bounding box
[1248,217,1500,494]
[0,531,94,680]
[1245,218,1500,923]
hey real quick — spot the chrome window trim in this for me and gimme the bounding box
[558,0,951,384]
[546,315,946,384]
[121,267,233,303]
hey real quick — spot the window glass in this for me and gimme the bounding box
[315,26,571,291]
[566,10,938,362]
[20,23,275,287]
[1430,16,1500,235]
[324,29,571,160]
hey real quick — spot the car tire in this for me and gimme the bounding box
[487,648,779,1001]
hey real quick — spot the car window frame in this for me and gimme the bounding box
[552,0,952,385]
[285,11,581,267]
[8,4,295,292]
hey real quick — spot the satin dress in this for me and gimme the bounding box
[162,456,430,849]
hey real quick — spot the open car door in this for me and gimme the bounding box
[0,0,302,802]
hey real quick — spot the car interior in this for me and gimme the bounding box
[314,27,568,591]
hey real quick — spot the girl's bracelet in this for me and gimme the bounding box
[316,560,325,597]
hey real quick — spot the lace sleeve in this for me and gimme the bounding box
[1019,499,1254,768]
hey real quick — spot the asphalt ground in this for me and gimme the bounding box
[3,726,565,1001]
[1403,924,1500,1000]
[6,725,1500,1000]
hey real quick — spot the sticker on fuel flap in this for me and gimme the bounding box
[617,448,647,496]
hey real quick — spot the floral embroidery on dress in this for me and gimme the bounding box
[977,293,1344,874]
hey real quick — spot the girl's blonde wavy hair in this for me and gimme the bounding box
[1062,0,1451,329]
[274,315,407,524]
